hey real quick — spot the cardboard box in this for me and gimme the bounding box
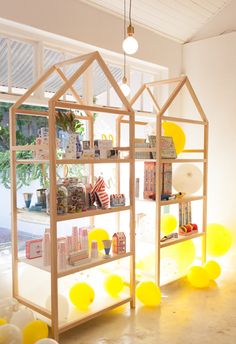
[143,162,172,199]
[26,239,42,259]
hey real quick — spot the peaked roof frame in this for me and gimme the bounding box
[11,51,133,116]
[118,75,208,126]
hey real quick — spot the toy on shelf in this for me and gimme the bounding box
[89,177,109,209]
[179,201,198,235]
[110,194,126,207]
[144,162,172,200]
[102,240,112,258]
[179,223,198,236]
[160,233,178,242]
[26,239,42,259]
[112,232,126,254]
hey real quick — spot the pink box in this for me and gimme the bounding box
[26,239,42,259]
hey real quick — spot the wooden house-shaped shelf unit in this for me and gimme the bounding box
[117,75,208,286]
[10,51,135,340]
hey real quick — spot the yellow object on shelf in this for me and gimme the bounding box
[161,214,177,235]
[162,122,186,155]
[69,282,95,310]
[88,228,110,251]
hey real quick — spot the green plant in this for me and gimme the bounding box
[0,150,49,189]
[56,111,85,135]
[0,102,49,189]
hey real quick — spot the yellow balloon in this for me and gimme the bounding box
[0,318,7,326]
[69,282,95,310]
[162,240,196,273]
[22,320,48,344]
[136,281,161,306]
[187,266,209,288]
[161,214,177,235]
[204,261,221,280]
[104,275,124,297]
[88,228,109,251]
[162,122,186,155]
[207,224,233,257]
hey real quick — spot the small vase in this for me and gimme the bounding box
[76,134,83,159]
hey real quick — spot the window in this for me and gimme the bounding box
[0,37,35,94]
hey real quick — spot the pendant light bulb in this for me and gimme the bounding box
[120,76,130,97]
[122,24,138,55]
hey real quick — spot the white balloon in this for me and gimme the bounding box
[0,298,19,321]
[35,339,59,344]
[45,294,69,323]
[0,324,22,344]
[173,164,203,194]
[10,308,35,329]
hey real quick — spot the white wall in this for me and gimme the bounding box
[0,0,182,77]
[183,32,236,232]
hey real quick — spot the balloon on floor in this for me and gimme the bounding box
[136,281,161,306]
[187,266,209,288]
[204,260,221,280]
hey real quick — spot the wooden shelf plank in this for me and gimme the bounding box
[59,296,132,333]
[17,206,131,224]
[15,109,49,117]
[160,159,206,163]
[135,158,206,163]
[19,253,132,277]
[16,159,49,164]
[58,252,132,277]
[161,115,206,125]
[17,208,50,225]
[136,196,205,206]
[160,195,205,206]
[55,101,131,115]
[56,205,131,222]
[160,232,205,248]
[15,295,51,318]
[56,158,131,164]
[16,158,131,165]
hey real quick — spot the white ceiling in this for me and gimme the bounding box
[81,0,232,43]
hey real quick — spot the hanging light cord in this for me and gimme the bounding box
[123,0,127,79]
[129,0,132,26]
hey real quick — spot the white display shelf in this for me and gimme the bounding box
[19,252,132,278]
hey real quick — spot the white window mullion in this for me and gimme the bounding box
[34,41,44,99]
[7,39,12,94]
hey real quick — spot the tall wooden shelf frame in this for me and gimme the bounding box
[10,51,135,340]
[117,75,208,287]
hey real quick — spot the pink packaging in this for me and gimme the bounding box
[25,239,42,259]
